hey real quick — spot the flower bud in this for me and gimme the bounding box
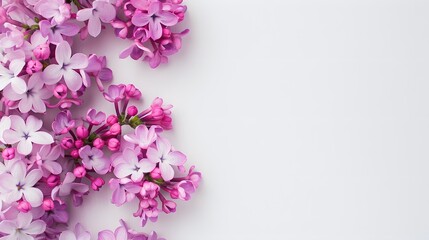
[73,166,86,178]
[91,177,105,191]
[106,115,118,126]
[125,84,141,99]
[46,175,60,187]
[74,139,84,149]
[26,60,43,74]
[162,28,171,38]
[93,138,104,149]
[107,138,120,151]
[54,84,68,99]
[33,43,50,60]
[70,149,79,158]
[2,148,15,160]
[150,167,162,180]
[109,123,121,135]
[17,200,32,213]
[60,137,74,149]
[42,199,54,211]
[162,200,177,214]
[76,126,89,139]
[127,106,138,116]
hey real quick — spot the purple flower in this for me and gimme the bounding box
[3,115,54,155]
[109,178,140,207]
[43,41,88,91]
[0,212,46,239]
[124,125,158,149]
[0,24,24,49]
[79,146,110,175]
[146,137,186,181]
[35,0,71,24]
[51,172,89,200]
[76,0,116,37]
[3,73,53,113]
[103,84,125,102]
[113,148,156,182]
[52,111,75,135]
[175,180,196,201]
[39,20,81,44]
[35,144,63,177]
[132,2,178,40]
[0,59,27,94]
[0,161,43,207]
[86,108,106,125]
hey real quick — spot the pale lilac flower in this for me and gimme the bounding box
[175,180,196,201]
[0,161,43,207]
[35,0,71,24]
[0,59,27,94]
[3,115,54,155]
[0,116,11,143]
[59,223,91,240]
[76,0,116,37]
[146,137,186,181]
[51,172,89,200]
[103,84,125,102]
[109,178,140,206]
[3,73,53,113]
[98,225,127,240]
[39,20,81,45]
[79,146,110,174]
[114,148,156,182]
[146,231,166,240]
[0,24,24,49]
[43,41,88,91]
[0,212,46,239]
[132,2,178,40]
[52,111,75,135]
[35,144,62,177]
[124,125,158,149]
[86,108,106,125]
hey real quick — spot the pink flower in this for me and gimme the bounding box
[146,137,186,181]
[52,111,75,135]
[86,108,106,125]
[0,59,27,94]
[3,73,53,113]
[132,2,179,40]
[79,146,110,175]
[0,212,46,239]
[123,125,158,149]
[175,180,196,201]
[51,173,89,200]
[39,20,81,44]
[114,148,156,182]
[43,41,88,91]
[109,178,140,207]
[0,161,43,207]
[59,223,91,240]
[35,144,63,177]
[103,84,125,102]
[3,115,54,155]
[35,0,71,24]
[98,226,127,240]
[76,0,116,37]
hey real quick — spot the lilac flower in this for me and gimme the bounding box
[103,84,125,102]
[0,212,46,239]
[114,148,156,182]
[86,108,106,125]
[124,125,158,149]
[0,24,24,49]
[3,115,54,155]
[175,180,196,201]
[52,111,75,135]
[0,59,27,94]
[146,231,166,240]
[35,0,71,24]
[98,225,127,240]
[39,20,81,45]
[35,144,62,177]
[59,223,91,240]
[43,41,88,91]
[0,116,11,143]
[51,173,89,200]
[0,161,43,207]
[3,73,53,113]
[76,0,116,37]
[79,146,110,174]
[132,2,178,40]
[109,178,140,207]
[146,137,186,181]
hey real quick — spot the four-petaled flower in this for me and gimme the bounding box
[77,0,116,37]
[0,212,46,240]
[124,125,159,149]
[0,59,27,94]
[114,148,156,182]
[79,146,110,175]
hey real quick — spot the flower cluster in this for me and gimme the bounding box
[0,0,199,238]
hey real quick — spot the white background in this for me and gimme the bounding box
[71,0,429,239]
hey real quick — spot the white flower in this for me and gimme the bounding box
[3,115,54,155]
[0,60,27,94]
[0,116,11,144]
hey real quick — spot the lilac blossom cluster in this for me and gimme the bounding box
[0,0,199,238]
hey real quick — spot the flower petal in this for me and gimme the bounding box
[31,131,54,145]
[10,77,27,94]
[25,169,42,187]
[68,53,88,69]
[23,219,46,235]
[63,69,83,91]
[43,64,63,85]
[88,16,102,37]
[23,187,43,207]
[159,162,174,181]
[0,220,16,234]
[131,12,150,27]
[55,41,71,65]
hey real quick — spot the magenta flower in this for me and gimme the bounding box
[0,59,27,94]
[146,137,186,181]
[0,213,46,239]
[79,146,110,175]
[124,125,158,149]
[175,180,196,201]
[131,2,179,40]
[76,0,116,37]
[52,111,76,135]
[43,41,88,91]
[114,148,156,182]
[3,73,53,113]
[0,161,43,207]
[3,115,54,155]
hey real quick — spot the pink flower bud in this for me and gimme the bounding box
[73,166,86,178]
[93,138,104,149]
[17,200,32,213]
[76,126,89,139]
[54,84,68,99]
[125,84,141,99]
[33,43,50,60]
[162,28,171,38]
[2,148,15,160]
[107,138,120,151]
[127,106,138,116]
[162,200,177,214]
[70,149,79,158]
[172,0,183,4]
[42,199,54,211]
[46,175,60,187]
[91,177,105,191]
[108,123,121,135]
[169,189,179,199]
[74,139,84,149]
[60,137,74,149]
[106,115,118,126]
[150,167,162,180]
[26,60,43,74]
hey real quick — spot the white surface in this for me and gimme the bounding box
[71,0,429,239]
